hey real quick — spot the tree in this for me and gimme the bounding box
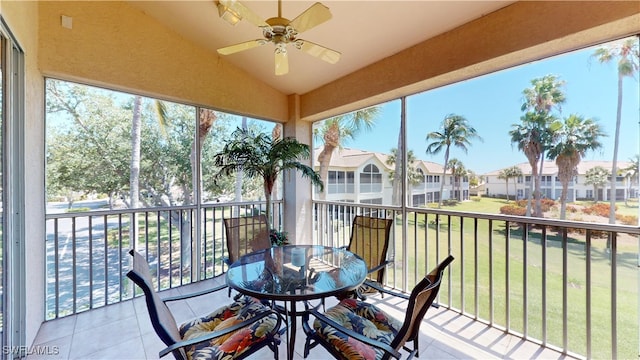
[214,127,324,225]
[592,37,640,223]
[46,80,133,206]
[426,114,481,208]
[517,74,566,217]
[447,158,466,201]
[585,166,610,202]
[547,114,605,219]
[386,148,422,204]
[622,154,639,204]
[498,166,523,202]
[314,107,380,200]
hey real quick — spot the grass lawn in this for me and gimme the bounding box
[386,197,638,359]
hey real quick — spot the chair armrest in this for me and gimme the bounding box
[367,259,393,275]
[362,280,410,300]
[306,307,402,360]
[158,309,281,358]
[162,283,228,303]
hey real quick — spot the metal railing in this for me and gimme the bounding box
[44,197,639,359]
[44,200,283,320]
[312,200,640,360]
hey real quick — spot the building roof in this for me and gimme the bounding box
[313,146,448,174]
[484,160,634,176]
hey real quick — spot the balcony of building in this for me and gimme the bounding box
[1,1,639,359]
[34,201,639,359]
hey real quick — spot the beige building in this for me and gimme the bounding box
[483,161,637,201]
[314,147,469,205]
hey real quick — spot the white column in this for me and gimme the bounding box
[283,95,314,245]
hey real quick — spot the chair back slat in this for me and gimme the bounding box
[126,250,182,346]
[223,215,271,264]
[348,216,392,283]
[391,255,455,351]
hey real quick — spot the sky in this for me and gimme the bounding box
[324,38,640,175]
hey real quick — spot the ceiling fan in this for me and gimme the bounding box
[216,0,341,76]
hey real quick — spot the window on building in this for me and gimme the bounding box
[328,170,355,194]
[360,164,382,193]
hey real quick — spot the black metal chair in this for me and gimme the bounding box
[126,249,282,360]
[303,255,454,360]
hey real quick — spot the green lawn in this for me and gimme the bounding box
[386,198,638,359]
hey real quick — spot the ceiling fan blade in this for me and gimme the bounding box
[217,40,265,55]
[288,2,332,34]
[274,48,289,76]
[218,0,269,27]
[297,39,341,64]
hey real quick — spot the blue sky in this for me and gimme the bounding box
[331,39,640,175]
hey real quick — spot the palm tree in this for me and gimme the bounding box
[314,107,380,200]
[518,74,566,217]
[592,37,640,223]
[585,166,610,202]
[214,127,323,225]
[498,166,523,202]
[386,148,422,204]
[547,114,605,219]
[426,114,481,208]
[447,158,466,201]
[622,155,639,204]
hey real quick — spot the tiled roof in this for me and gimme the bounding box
[483,160,634,176]
[313,146,449,174]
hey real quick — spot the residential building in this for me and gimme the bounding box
[314,147,470,205]
[484,160,637,201]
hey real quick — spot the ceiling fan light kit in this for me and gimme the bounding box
[217,2,241,25]
[216,0,341,76]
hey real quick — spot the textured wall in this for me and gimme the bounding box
[2,0,45,347]
[38,1,288,122]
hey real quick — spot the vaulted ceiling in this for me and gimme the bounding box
[128,1,514,95]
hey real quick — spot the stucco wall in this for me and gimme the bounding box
[2,0,45,347]
[300,1,640,121]
[38,1,288,122]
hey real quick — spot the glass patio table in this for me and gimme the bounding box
[226,245,368,360]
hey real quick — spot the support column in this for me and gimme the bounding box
[283,94,314,245]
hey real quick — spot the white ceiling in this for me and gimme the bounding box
[128,1,514,95]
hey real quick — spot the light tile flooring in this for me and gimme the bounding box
[30,277,578,360]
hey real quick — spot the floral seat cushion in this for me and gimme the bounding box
[178,296,279,360]
[313,298,403,360]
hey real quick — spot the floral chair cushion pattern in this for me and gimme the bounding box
[178,296,279,360]
[313,298,403,360]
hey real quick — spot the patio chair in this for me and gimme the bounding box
[302,255,454,360]
[343,215,394,299]
[126,249,282,360]
[223,214,272,265]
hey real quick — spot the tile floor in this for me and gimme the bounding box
[29,277,578,360]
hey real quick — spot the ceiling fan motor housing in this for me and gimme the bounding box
[263,17,298,44]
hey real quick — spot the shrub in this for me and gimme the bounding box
[540,198,556,212]
[500,205,526,216]
[583,203,616,217]
[565,205,578,213]
[616,214,638,226]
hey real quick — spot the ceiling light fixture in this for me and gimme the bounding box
[217,2,242,25]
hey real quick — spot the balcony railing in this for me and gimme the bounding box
[44,200,283,320]
[312,200,640,360]
[44,198,639,359]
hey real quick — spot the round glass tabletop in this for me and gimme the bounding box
[226,245,368,301]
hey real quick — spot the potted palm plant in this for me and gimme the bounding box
[213,127,324,235]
